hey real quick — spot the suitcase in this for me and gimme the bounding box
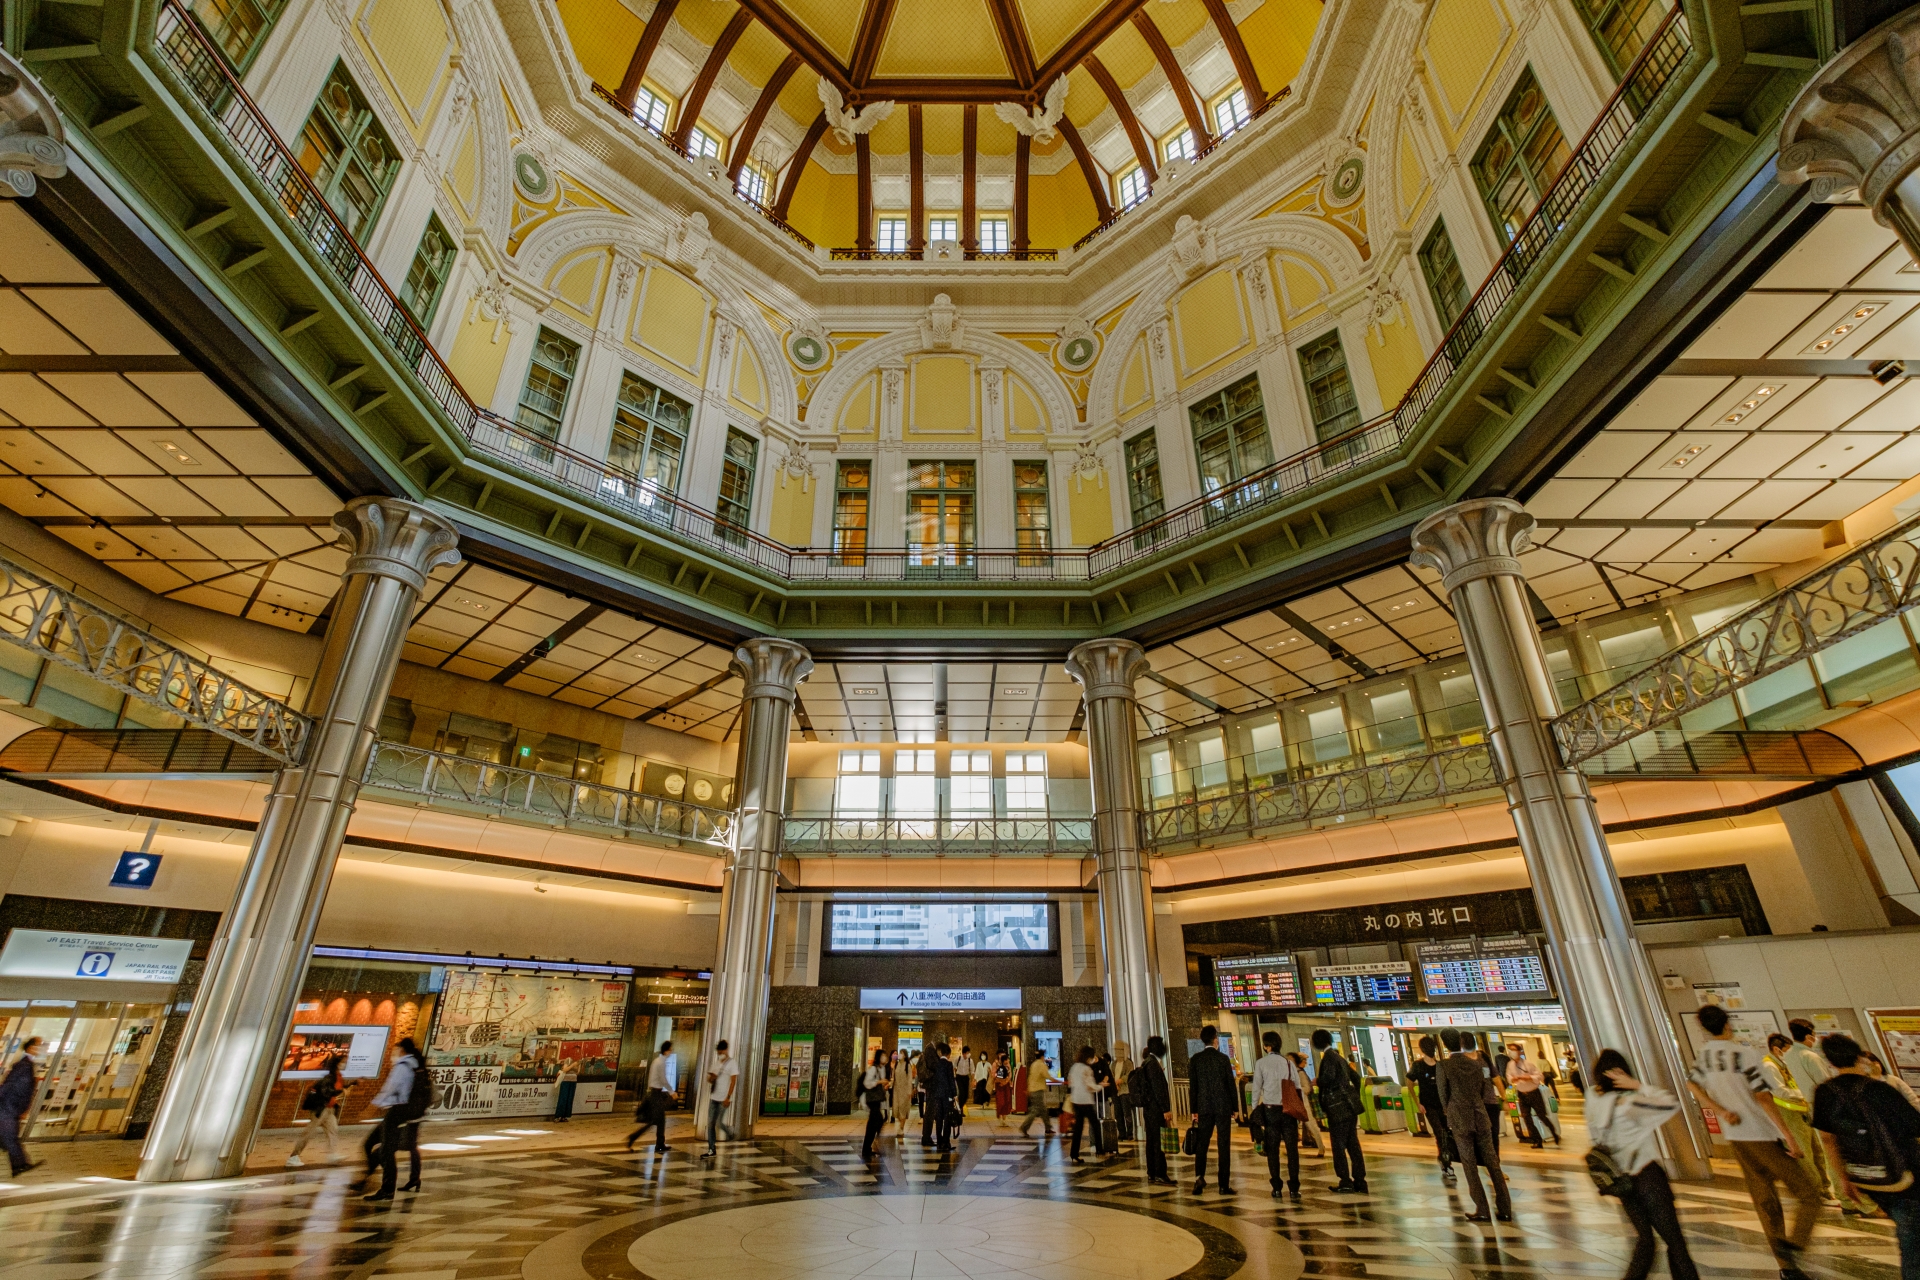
[1101,1116,1119,1150]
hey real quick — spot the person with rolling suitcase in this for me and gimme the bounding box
[1068,1045,1109,1162]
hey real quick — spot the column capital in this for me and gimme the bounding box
[0,50,70,198]
[730,636,813,702]
[1409,497,1536,593]
[1064,637,1150,702]
[1778,10,1920,236]
[333,497,462,593]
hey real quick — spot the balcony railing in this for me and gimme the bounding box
[149,0,1697,600]
[779,816,1093,857]
[363,741,734,849]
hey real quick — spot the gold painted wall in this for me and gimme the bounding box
[1069,466,1113,547]
[555,0,646,93]
[908,356,977,438]
[837,371,878,436]
[786,164,858,250]
[1116,334,1153,421]
[1027,169,1098,251]
[1424,0,1512,140]
[446,310,513,408]
[1172,268,1252,386]
[547,247,609,325]
[1367,307,1428,407]
[731,340,769,417]
[769,470,816,546]
[356,0,455,142]
[630,263,711,378]
[1237,0,1324,99]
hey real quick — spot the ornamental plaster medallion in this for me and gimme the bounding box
[1057,317,1100,374]
[511,149,551,199]
[1326,149,1366,207]
[787,320,831,372]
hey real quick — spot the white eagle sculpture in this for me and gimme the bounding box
[818,77,894,146]
[994,75,1070,146]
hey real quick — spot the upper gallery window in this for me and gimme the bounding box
[606,372,689,514]
[906,461,975,565]
[1190,374,1273,496]
[1573,0,1669,77]
[191,0,286,70]
[297,63,400,245]
[399,216,455,327]
[1213,87,1251,137]
[834,461,870,560]
[631,85,672,134]
[1163,129,1196,163]
[716,428,759,543]
[928,217,959,243]
[1297,331,1361,440]
[735,164,770,206]
[689,128,722,161]
[1116,166,1149,210]
[1013,460,1051,559]
[1473,68,1571,246]
[514,328,580,442]
[978,218,1010,253]
[1418,219,1470,330]
[876,218,909,253]
[1125,429,1165,528]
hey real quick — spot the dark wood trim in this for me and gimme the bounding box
[1057,117,1111,222]
[856,133,874,250]
[962,105,978,251]
[1198,0,1266,111]
[1013,134,1030,252]
[616,0,678,112]
[849,0,899,86]
[774,110,830,217]
[908,104,926,251]
[985,0,1037,88]
[1085,56,1155,184]
[1133,10,1209,147]
[857,79,1027,103]
[672,7,754,152]
[733,0,853,93]
[729,51,804,184]
[1035,0,1149,85]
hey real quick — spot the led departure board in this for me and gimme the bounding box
[1416,937,1553,1002]
[1213,953,1307,1009]
[1310,961,1414,1006]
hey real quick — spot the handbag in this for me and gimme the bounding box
[1281,1077,1311,1122]
[1585,1143,1635,1198]
[1182,1125,1201,1156]
[1160,1124,1181,1154]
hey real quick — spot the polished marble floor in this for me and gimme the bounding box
[0,1124,1905,1280]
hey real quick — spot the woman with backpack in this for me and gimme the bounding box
[1586,1048,1699,1280]
[286,1057,347,1167]
[860,1049,891,1161]
[1812,1033,1920,1278]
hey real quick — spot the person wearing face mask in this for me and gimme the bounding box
[1,1037,43,1176]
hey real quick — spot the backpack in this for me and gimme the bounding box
[1127,1063,1151,1100]
[1585,1144,1635,1198]
[405,1055,433,1118]
[1823,1076,1916,1192]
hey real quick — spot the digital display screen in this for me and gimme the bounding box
[1213,953,1307,1009]
[1416,937,1553,1002]
[280,1024,391,1079]
[1310,962,1414,1006]
[828,902,1051,951]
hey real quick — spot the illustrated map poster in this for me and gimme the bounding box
[427,971,627,1118]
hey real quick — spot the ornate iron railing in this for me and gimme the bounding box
[0,558,310,763]
[363,741,734,848]
[1138,742,1503,848]
[779,816,1094,857]
[149,0,1697,599]
[1555,512,1920,765]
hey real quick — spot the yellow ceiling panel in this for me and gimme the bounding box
[867,108,909,153]
[922,103,965,154]
[1063,64,1101,127]
[1093,25,1154,92]
[728,24,792,94]
[875,0,1010,78]
[775,71,821,136]
[782,0,865,63]
[673,0,741,47]
[1018,0,1096,65]
[976,106,1017,155]
[1147,0,1210,48]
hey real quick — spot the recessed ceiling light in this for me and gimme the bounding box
[1722,385,1780,424]
[157,440,196,464]
[1801,301,1885,354]
[849,687,880,695]
[1664,444,1707,469]
[1000,687,1030,695]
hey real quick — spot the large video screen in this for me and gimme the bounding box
[828,902,1051,951]
[1213,953,1308,1009]
[1416,937,1553,1002]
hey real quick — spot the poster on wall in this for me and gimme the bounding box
[279,1025,391,1079]
[425,970,628,1118]
[1867,1008,1920,1089]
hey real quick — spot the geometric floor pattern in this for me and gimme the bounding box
[0,1129,1906,1280]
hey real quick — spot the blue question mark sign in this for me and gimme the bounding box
[110,850,162,889]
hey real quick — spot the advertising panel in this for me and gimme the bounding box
[425,970,628,1118]
[279,1025,391,1079]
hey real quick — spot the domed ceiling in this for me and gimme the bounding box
[556,0,1325,249]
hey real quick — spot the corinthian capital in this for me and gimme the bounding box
[1064,638,1149,703]
[1778,10,1920,250]
[0,50,70,198]
[333,497,462,592]
[730,637,813,702]
[1409,497,1535,593]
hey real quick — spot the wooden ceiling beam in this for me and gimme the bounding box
[673,8,755,151]
[1084,55,1155,184]
[1034,0,1149,87]
[775,110,830,218]
[1013,134,1031,251]
[909,104,926,251]
[729,50,804,185]
[856,134,874,250]
[1132,10,1209,147]
[849,0,898,87]
[615,0,678,112]
[1199,0,1267,111]
[962,105,978,252]
[985,0,1037,88]
[732,0,853,94]
[855,79,1026,104]
[1057,117,1112,222]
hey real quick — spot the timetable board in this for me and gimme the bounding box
[1416,937,1552,1002]
[1310,961,1413,1006]
[1213,953,1307,1009]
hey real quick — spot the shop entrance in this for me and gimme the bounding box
[863,1013,1021,1067]
[1,998,166,1140]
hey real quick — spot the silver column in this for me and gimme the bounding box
[697,637,812,1143]
[1065,638,1166,1061]
[1778,9,1920,261]
[138,498,459,1182]
[1410,499,1710,1175]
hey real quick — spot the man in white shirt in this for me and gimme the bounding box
[1687,1004,1819,1280]
[1505,1044,1559,1148]
[704,1040,738,1159]
[628,1040,676,1152]
[1250,1031,1305,1200]
[1783,1018,1861,1211]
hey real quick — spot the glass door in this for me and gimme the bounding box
[3,1001,169,1140]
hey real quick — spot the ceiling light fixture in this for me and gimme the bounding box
[1721,385,1780,424]
[1664,444,1707,469]
[1801,301,1886,354]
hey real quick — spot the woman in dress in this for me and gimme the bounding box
[893,1050,917,1135]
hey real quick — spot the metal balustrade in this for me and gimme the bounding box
[0,726,283,776]
[1554,513,1920,766]
[778,816,1093,857]
[146,0,1701,600]
[362,741,735,848]
[0,558,309,763]
[1575,728,1862,779]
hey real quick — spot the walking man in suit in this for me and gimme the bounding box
[1438,1029,1511,1222]
[1187,1024,1240,1195]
